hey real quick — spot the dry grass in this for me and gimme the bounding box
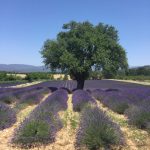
[53,74,71,80]
[12,81,42,88]
[109,79,150,86]
[7,74,26,78]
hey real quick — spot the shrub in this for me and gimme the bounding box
[18,88,49,105]
[0,102,16,130]
[91,89,106,101]
[76,106,124,150]
[16,120,51,144]
[60,87,72,94]
[92,89,129,114]
[25,72,54,82]
[90,71,103,80]
[102,93,129,114]
[0,93,17,104]
[72,90,96,112]
[63,74,68,80]
[125,104,150,131]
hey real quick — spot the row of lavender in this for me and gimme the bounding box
[0,80,76,95]
[0,102,16,130]
[0,86,51,131]
[0,87,49,104]
[72,90,124,150]
[1,79,148,95]
[1,79,147,99]
[11,89,68,147]
[0,81,29,88]
[91,87,150,131]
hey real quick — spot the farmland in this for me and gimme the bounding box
[0,80,150,150]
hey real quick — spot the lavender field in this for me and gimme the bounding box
[0,80,150,150]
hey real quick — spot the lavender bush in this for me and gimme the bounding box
[0,102,16,130]
[0,86,50,105]
[12,89,68,147]
[91,89,106,101]
[102,92,129,114]
[18,88,50,105]
[72,90,96,112]
[0,93,17,104]
[76,105,124,150]
[92,89,129,114]
[125,101,150,131]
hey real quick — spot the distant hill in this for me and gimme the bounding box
[130,65,150,69]
[0,64,50,73]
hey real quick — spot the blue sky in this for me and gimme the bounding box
[0,0,150,66]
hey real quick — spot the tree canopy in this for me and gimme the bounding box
[41,21,128,89]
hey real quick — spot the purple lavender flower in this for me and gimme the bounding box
[125,101,150,131]
[18,88,50,105]
[75,106,124,149]
[72,90,96,112]
[0,102,16,130]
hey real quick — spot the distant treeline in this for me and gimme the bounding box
[0,72,69,82]
[1,65,150,82]
[0,72,53,82]
[116,66,150,81]
[89,66,150,81]
[128,66,150,76]
[0,72,22,81]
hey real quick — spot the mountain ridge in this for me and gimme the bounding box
[0,64,50,73]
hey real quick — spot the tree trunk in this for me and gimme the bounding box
[77,79,85,89]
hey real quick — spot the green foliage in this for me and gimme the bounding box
[125,105,150,131]
[90,71,103,80]
[41,21,128,88]
[82,124,118,149]
[16,120,50,144]
[0,72,22,81]
[25,72,53,82]
[115,75,150,81]
[0,95,17,104]
[63,74,68,80]
[76,106,122,149]
[0,72,7,81]
[115,66,150,81]
[113,103,129,114]
[129,66,150,76]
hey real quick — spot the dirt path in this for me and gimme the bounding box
[108,79,150,86]
[96,100,150,150]
[11,81,42,88]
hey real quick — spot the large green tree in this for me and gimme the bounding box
[41,21,128,89]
